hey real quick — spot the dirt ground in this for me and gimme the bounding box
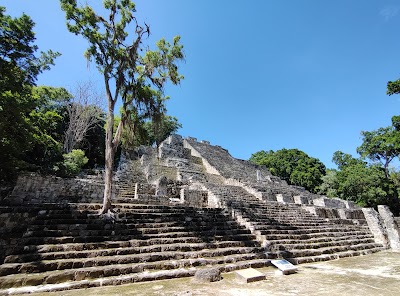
[24,251,400,296]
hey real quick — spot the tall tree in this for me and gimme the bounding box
[356,126,400,178]
[250,148,326,193]
[60,0,184,214]
[0,6,59,181]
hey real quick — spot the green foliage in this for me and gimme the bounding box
[318,169,338,198]
[148,115,182,147]
[62,149,88,177]
[0,7,60,181]
[321,150,399,215]
[121,112,182,148]
[335,163,388,207]
[332,151,364,170]
[387,79,400,96]
[357,126,400,177]
[0,7,60,88]
[250,148,326,193]
[392,115,400,131]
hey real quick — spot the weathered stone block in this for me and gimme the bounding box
[362,207,389,248]
[294,195,311,205]
[235,268,265,283]
[276,194,294,204]
[313,197,346,209]
[378,205,400,250]
[194,267,221,282]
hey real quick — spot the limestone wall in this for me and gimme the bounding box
[5,173,113,205]
[378,205,400,250]
[362,208,389,248]
[0,212,32,263]
[181,189,208,207]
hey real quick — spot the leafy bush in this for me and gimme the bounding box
[62,149,88,177]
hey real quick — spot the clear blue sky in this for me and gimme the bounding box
[3,0,400,168]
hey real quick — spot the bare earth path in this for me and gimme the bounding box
[19,251,400,296]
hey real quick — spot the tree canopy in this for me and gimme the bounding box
[320,151,399,214]
[250,148,326,193]
[357,126,400,178]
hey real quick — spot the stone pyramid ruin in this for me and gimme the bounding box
[0,134,399,293]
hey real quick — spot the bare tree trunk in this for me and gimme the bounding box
[101,145,113,213]
[100,99,115,214]
[100,106,125,214]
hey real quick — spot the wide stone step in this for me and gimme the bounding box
[253,222,368,231]
[26,221,242,233]
[266,233,375,247]
[31,214,233,225]
[239,214,325,223]
[21,227,252,239]
[261,230,372,241]
[258,227,371,236]
[36,203,223,214]
[272,242,383,259]
[269,237,377,251]
[7,240,262,262]
[286,247,384,265]
[33,209,219,220]
[1,245,265,273]
[17,232,257,246]
[0,251,267,279]
[0,258,270,293]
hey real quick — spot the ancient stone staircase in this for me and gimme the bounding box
[0,134,391,293]
[204,184,383,264]
[0,202,268,294]
[111,135,385,266]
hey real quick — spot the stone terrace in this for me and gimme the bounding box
[0,202,267,294]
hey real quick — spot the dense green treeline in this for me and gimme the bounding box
[250,113,400,215]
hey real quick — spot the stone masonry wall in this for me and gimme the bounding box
[0,211,34,263]
[5,173,114,205]
[181,189,208,207]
